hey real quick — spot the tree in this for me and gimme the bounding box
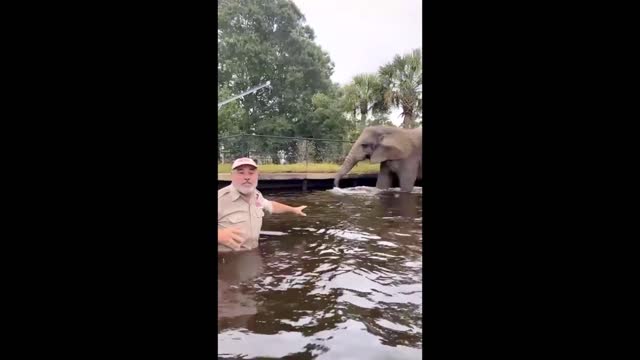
[369,113,395,127]
[218,0,334,137]
[297,86,352,162]
[379,48,422,129]
[341,73,387,130]
[309,91,350,138]
[217,86,246,137]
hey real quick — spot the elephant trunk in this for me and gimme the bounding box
[334,153,359,188]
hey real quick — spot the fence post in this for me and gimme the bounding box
[304,140,309,173]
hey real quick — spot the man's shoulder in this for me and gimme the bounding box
[255,189,268,199]
[218,185,234,199]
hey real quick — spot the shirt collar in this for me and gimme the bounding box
[229,185,254,202]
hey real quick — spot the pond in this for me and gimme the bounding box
[218,187,423,359]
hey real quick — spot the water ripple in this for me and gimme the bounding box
[218,189,422,359]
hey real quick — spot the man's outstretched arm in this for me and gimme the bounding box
[270,201,307,216]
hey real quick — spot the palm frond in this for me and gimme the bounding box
[377,48,422,128]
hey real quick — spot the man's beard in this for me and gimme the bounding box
[233,182,257,195]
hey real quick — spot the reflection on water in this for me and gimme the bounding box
[218,187,423,359]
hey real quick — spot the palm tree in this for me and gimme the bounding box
[342,73,387,130]
[379,48,422,128]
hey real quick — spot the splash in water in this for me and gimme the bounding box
[329,186,422,196]
[218,189,422,359]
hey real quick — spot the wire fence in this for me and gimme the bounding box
[218,134,353,166]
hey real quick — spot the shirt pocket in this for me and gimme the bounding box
[227,214,247,225]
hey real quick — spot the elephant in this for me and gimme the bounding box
[334,126,422,192]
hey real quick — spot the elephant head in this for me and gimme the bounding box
[334,126,417,187]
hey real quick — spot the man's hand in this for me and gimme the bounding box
[218,227,247,250]
[270,201,308,216]
[292,205,307,216]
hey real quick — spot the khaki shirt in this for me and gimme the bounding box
[218,184,273,252]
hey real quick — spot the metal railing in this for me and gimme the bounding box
[218,134,353,168]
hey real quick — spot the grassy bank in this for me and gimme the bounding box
[218,162,379,174]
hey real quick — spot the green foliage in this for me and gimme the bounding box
[341,73,388,130]
[218,0,334,136]
[379,48,422,128]
[308,85,352,139]
[217,86,245,137]
[369,113,395,127]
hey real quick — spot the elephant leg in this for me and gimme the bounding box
[398,165,418,192]
[376,163,393,189]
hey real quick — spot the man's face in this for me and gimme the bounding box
[231,165,259,195]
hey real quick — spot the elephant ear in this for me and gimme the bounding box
[370,131,413,164]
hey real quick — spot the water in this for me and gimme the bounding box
[218,186,423,359]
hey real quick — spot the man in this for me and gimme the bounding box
[218,157,307,252]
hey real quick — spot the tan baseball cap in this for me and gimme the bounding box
[231,157,258,170]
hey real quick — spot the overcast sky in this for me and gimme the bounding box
[291,0,422,125]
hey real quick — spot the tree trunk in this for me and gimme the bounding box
[401,108,415,128]
[360,103,368,129]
